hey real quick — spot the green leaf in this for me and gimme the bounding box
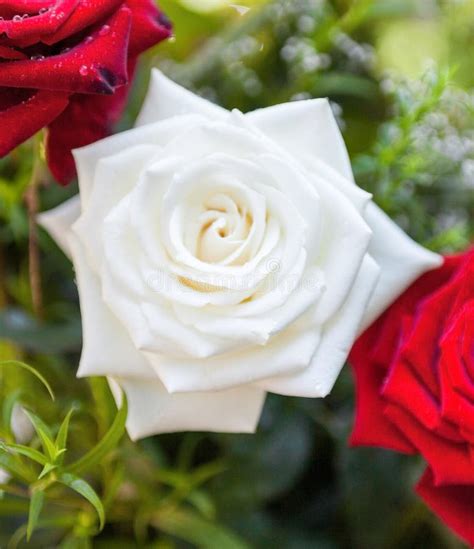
[88,377,117,433]
[0,442,48,466]
[38,463,58,480]
[66,395,127,476]
[27,490,45,541]
[58,473,105,530]
[152,508,249,549]
[187,489,216,519]
[0,450,34,483]
[22,410,56,462]
[54,408,75,464]
[0,360,54,401]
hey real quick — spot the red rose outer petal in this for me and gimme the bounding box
[46,79,129,184]
[0,45,27,59]
[350,250,474,546]
[0,0,79,40]
[384,403,474,487]
[349,335,416,454]
[0,1,52,17]
[442,306,474,402]
[46,1,171,184]
[0,89,69,156]
[0,7,131,94]
[42,0,123,45]
[126,0,172,55]
[0,0,170,183]
[416,468,474,547]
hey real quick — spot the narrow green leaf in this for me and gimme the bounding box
[55,408,75,464]
[58,473,105,530]
[0,360,54,401]
[0,451,34,483]
[38,463,57,480]
[27,490,44,541]
[22,410,56,462]
[66,395,127,476]
[9,515,76,549]
[0,442,48,466]
[187,489,216,519]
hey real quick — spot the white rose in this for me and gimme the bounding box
[39,70,441,440]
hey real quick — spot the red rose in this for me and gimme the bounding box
[350,247,474,546]
[0,0,171,184]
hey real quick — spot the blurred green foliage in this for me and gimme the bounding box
[0,0,473,547]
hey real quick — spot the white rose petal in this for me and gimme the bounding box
[38,69,442,438]
[108,377,266,441]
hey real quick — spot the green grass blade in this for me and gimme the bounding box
[0,442,48,466]
[66,395,127,476]
[22,410,56,462]
[0,361,54,401]
[27,490,45,541]
[58,473,105,530]
[55,408,75,463]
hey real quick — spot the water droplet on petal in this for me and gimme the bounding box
[31,54,45,61]
[98,24,110,36]
[79,65,89,76]
[12,15,22,22]
[39,7,48,14]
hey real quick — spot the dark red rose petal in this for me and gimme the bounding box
[0,88,69,156]
[385,404,474,486]
[462,312,474,381]
[0,6,131,94]
[0,0,78,40]
[350,333,416,453]
[399,281,462,400]
[0,0,170,182]
[442,305,474,402]
[46,68,130,184]
[383,357,443,432]
[0,0,53,17]
[416,468,474,547]
[41,0,123,45]
[441,372,474,437]
[0,45,27,59]
[126,0,172,56]
[383,353,463,443]
[350,250,474,544]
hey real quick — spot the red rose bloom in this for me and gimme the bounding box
[0,0,171,184]
[350,247,474,546]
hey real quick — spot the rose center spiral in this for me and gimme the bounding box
[193,193,253,264]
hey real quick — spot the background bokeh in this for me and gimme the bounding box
[0,0,473,547]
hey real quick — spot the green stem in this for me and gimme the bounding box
[24,134,45,320]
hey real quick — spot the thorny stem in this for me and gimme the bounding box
[24,135,44,320]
